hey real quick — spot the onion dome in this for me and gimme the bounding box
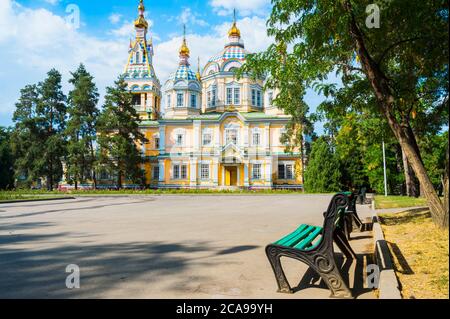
[134,0,149,29]
[228,22,241,38]
[169,65,197,81]
[179,36,190,57]
[167,26,198,82]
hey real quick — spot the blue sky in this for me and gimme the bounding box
[0,0,326,133]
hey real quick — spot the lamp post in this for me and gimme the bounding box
[382,140,388,196]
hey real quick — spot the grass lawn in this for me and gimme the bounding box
[375,195,428,209]
[0,191,72,203]
[0,188,308,201]
[379,210,449,299]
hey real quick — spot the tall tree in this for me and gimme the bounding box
[304,136,341,193]
[37,69,67,190]
[11,84,43,187]
[0,127,15,189]
[97,76,147,189]
[12,70,67,190]
[242,0,449,228]
[65,64,100,190]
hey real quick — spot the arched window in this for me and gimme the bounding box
[135,52,140,64]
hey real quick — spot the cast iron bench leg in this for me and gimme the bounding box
[265,245,293,293]
[266,244,353,298]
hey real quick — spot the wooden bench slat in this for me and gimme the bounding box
[283,225,316,247]
[274,224,308,246]
[294,227,323,250]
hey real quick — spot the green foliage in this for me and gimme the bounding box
[97,76,147,188]
[0,127,14,189]
[11,69,67,190]
[420,131,449,195]
[304,136,341,192]
[65,64,100,188]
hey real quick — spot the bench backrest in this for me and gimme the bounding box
[321,193,350,244]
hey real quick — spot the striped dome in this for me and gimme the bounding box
[208,44,248,64]
[169,65,197,81]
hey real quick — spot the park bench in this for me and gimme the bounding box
[265,193,357,298]
[342,191,373,239]
[341,192,364,240]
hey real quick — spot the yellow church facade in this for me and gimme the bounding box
[115,1,303,189]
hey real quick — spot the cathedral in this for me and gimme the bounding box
[98,0,303,190]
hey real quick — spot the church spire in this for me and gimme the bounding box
[134,0,149,33]
[228,9,241,39]
[196,57,202,81]
[179,25,190,65]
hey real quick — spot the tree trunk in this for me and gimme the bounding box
[443,142,449,226]
[89,142,97,190]
[402,148,418,197]
[343,0,447,228]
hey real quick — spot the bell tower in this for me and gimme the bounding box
[123,0,161,121]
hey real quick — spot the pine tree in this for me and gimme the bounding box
[66,64,99,190]
[97,76,147,189]
[11,84,43,187]
[0,127,15,190]
[304,137,341,193]
[37,69,67,190]
[11,70,67,190]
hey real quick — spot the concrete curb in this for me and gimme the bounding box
[371,203,402,299]
[0,197,75,204]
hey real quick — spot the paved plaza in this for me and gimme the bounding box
[0,195,375,299]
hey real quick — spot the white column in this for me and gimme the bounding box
[213,159,219,185]
[141,142,146,156]
[237,165,241,186]
[265,157,273,185]
[190,158,198,186]
[222,166,226,186]
[244,162,249,187]
[264,123,270,152]
[159,125,166,154]
[193,121,201,153]
[158,160,165,183]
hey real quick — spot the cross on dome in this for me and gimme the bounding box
[179,25,190,58]
[134,0,149,29]
[228,9,241,38]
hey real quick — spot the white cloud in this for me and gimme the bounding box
[0,0,129,123]
[43,0,59,5]
[108,13,122,25]
[178,8,209,27]
[210,0,271,16]
[0,0,273,127]
[154,16,272,85]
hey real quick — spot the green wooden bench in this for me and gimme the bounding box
[341,191,373,240]
[265,193,357,298]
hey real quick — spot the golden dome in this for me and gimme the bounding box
[228,22,241,37]
[134,0,148,29]
[134,16,148,29]
[179,38,190,56]
[179,25,190,56]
